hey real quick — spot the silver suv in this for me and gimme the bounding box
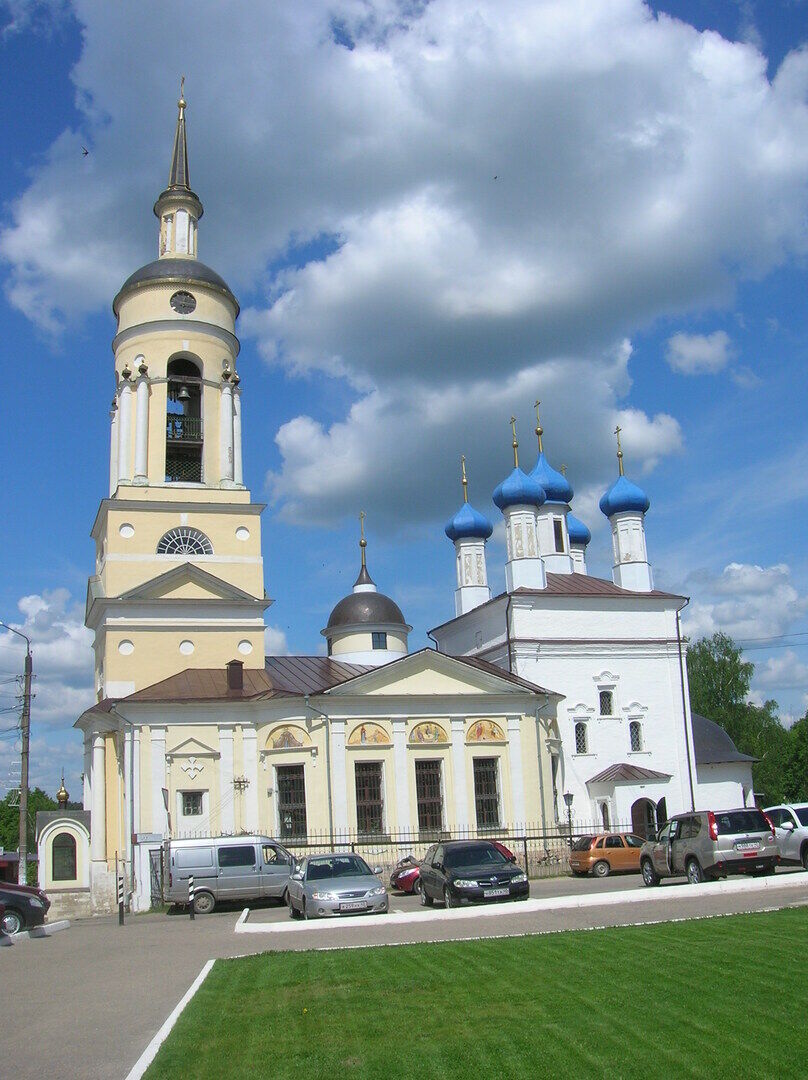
[764,804,808,870]
[640,808,779,886]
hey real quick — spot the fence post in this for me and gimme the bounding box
[189,873,195,920]
[116,853,125,926]
[522,836,528,876]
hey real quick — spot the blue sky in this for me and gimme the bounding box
[0,0,807,800]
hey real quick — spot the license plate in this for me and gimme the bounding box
[340,901,367,912]
[736,842,759,851]
[483,887,509,898]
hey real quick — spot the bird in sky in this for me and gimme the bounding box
[81,146,89,157]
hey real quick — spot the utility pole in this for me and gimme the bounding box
[1,623,32,886]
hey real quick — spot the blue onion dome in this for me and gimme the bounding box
[530,452,573,504]
[567,513,591,546]
[445,501,494,542]
[599,474,651,517]
[493,467,546,511]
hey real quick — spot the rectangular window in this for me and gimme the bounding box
[217,845,256,868]
[181,792,204,817]
[276,765,307,839]
[415,760,444,832]
[473,758,501,829]
[371,631,387,650]
[599,690,613,716]
[355,762,385,835]
[553,518,565,553]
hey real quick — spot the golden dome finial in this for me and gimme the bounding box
[359,510,367,568]
[534,399,544,453]
[510,416,519,468]
[56,770,69,809]
[560,463,567,476]
[460,455,469,503]
[178,75,186,115]
[614,424,625,476]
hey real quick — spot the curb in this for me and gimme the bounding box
[0,919,71,944]
[234,871,808,935]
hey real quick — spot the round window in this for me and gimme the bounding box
[238,640,253,655]
[235,527,250,541]
[179,640,195,656]
[119,523,134,539]
[169,291,196,315]
[118,640,134,656]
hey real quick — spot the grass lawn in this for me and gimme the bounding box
[146,907,808,1079]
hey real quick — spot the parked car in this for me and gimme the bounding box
[419,840,529,908]
[569,832,645,877]
[162,834,296,914]
[640,808,779,886]
[390,854,422,894]
[288,853,388,919]
[0,881,51,935]
[491,840,517,863]
[764,803,808,870]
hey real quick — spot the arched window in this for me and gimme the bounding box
[600,802,610,830]
[629,720,643,752]
[166,356,203,482]
[574,721,588,755]
[156,527,213,555]
[52,832,77,882]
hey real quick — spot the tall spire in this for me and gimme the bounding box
[353,511,376,591]
[168,76,190,192]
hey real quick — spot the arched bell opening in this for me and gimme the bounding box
[166,356,203,482]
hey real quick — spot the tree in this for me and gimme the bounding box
[687,632,754,745]
[783,712,808,802]
[0,786,57,855]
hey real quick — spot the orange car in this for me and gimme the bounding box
[569,832,645,877]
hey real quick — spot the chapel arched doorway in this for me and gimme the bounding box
[631,798,657,840]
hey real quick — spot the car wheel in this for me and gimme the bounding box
[192,891,215,915]
[641,859,660,887]
[443,886,459,909]
[412,877,422,895]
[420,883,433,907]
[288,896,300,919]
[281,888,289,907]
[686,858,705,885]
[0,908,23,935]
[302,898,309,921]
[593,860,610,878]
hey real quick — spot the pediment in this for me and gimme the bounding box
[119,563,256,603]
[165,736,219,759]
[327,648,539,698]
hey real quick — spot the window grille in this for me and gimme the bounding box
[371,631,387,650]
[599,690,613,716]
[52,832,77,881]
[473,758,500,829]
[355,762,384,835]
[277,765,307,839]
[181,792,204,816]
[165,450,203,483]
[415,760,443,832]
[629,720,643,752]
[156,527,213,555]
[574,721,588,755]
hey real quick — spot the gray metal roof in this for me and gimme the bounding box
[588,762,672,785]
[113,258,238,314]
[692,712,756,765]
[326,591,408,630]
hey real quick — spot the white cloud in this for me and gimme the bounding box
[665,330,733,375]
[756,650,808,691]
[3,1,808,522]
[264,626,289,655]
[684,562,808,642]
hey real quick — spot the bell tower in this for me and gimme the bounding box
[86,85,270,700]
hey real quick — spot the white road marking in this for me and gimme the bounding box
[234,872,808,935]
[124,959,215,1080]
[236,907,249,927]
[0,919,71,944]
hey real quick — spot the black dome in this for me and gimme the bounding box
[326,591,407,630]
[113,258,238,314]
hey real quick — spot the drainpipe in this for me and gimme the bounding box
[676,605,696,812]
[305,696,334,847]
[505,594,514,673]
[426,629,439,652]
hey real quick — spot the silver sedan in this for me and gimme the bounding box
[287,853,389,919]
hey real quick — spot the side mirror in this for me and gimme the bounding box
[372,866,383,876]
[291,870,303,881]
[782,821,795,831]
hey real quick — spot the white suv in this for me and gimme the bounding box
[764,804,808,870]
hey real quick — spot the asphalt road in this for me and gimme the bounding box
[2,870,806,1080]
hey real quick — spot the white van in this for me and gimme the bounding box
[162,834,297,914]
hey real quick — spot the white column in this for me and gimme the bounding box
[91,733,107,862]
[83,734,92,811]
[108,401,119,496]
[232,383,243,487]
[133,366,150,484]
[219,378,235,486]
[117,377,134,483]
[219,726,235,833]
[132,726,141,836]
[507,715,526,828]
[242,725,259,833]
[150,726,167,836]
[330,718,348,839]
[450,718,469,831]
[391,718,411,835]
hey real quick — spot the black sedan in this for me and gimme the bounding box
[0,881,50,935]
[419,840,529,908]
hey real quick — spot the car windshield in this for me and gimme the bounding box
[572,836,594,851]
[444,844,508,869]
[624,834,644,848]
[714,810,770,836]
[306,856,372,881]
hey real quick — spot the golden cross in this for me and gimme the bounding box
[359,510,367,566]
[179,76,186,112]
[510,416,519,468]
[534,399,543,452]
[614,425,624,475]
[461,455,468,502]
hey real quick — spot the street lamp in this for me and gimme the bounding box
[563,791,574,848]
